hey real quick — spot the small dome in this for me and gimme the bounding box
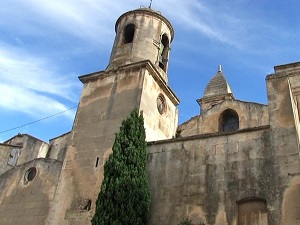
[203,66,233,98]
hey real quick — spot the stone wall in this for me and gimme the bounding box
[145,63,300,225]
[0,134,50,176]
[0,144,18,176]
[48,132,70,161]
[140,68,179,141]
[147,124,300,225]
[48,64,147,225]
[4,134,49,164]
[0,159,62,225]
[266,63,300,225]
[179,100,269,137]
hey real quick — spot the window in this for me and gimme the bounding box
[219,109,239,132]
[95,157,99,168]
[159,34,169,71]
[24,167,37,184]
[157,94,166,114]
[7,147,20,166]
[123,23,135,44]
[238,198,268,225]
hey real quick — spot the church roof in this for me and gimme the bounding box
[203,65,234,98]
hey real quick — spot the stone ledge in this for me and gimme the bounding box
[148,125,270,146]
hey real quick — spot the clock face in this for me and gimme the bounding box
[157,94,166,114]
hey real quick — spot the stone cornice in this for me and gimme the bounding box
[78,60,180,106]
[147,125,270,146]
[197,93,234,105]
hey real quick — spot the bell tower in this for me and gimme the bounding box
[105,7,179,141]
[107,8,174,82]
[49,7,179,225]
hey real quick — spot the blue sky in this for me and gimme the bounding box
[1,0,300,142]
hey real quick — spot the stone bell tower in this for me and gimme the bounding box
[48,7,179,225]
[105,7,179,141]
[107,7,173,83]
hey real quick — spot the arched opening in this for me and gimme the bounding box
[24,167,37,185]
[219,109,239,132]
[159,34,169,71]
[157,94,166,114]
[238,198,268,225]
[122,23,135,44]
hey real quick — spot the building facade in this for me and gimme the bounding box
[1,7,300,225]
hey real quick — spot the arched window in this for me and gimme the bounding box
[238,198,268,225]
[157,94,166,114]
[122,23,135,44]
[219,109,239,132]
[159,34,169,71]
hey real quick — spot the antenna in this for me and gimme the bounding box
[149,0,153,8]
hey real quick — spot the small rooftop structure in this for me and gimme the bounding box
[198,65,235,113]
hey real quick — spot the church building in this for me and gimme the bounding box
[0,6,300,225]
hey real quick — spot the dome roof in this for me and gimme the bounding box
[203,65,234,98]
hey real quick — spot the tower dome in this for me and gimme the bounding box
[204,65,233,98]
[197,65,235,113]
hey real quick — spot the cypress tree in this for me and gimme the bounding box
[92,108,151,225]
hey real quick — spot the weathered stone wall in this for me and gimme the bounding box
[0,159,62,225]
[144,63,300,225]
[147,125,299,225]
[179,100,269,137]
[48,56,179,224]
[4,134,49,164]
[0,144,18,175]
[266,63,300,225]
[140,68,179,141]
[284,64,300,148]
[48,132,71,161]
[48,64,148,225]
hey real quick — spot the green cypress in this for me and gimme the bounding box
[92,108,151,225]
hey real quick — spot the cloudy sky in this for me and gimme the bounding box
[0,0,299,142]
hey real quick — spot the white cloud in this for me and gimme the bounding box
[158,1,278,51]
[5,0,139,45]
[0,0,288,52]
[0,84,75,119]
[0,46,78,99]
[0,1,262,50]
[0,43,79,119]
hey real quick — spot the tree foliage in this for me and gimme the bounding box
[178,217,194,225]
[92,108,151,225]
[178,217,206,225]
